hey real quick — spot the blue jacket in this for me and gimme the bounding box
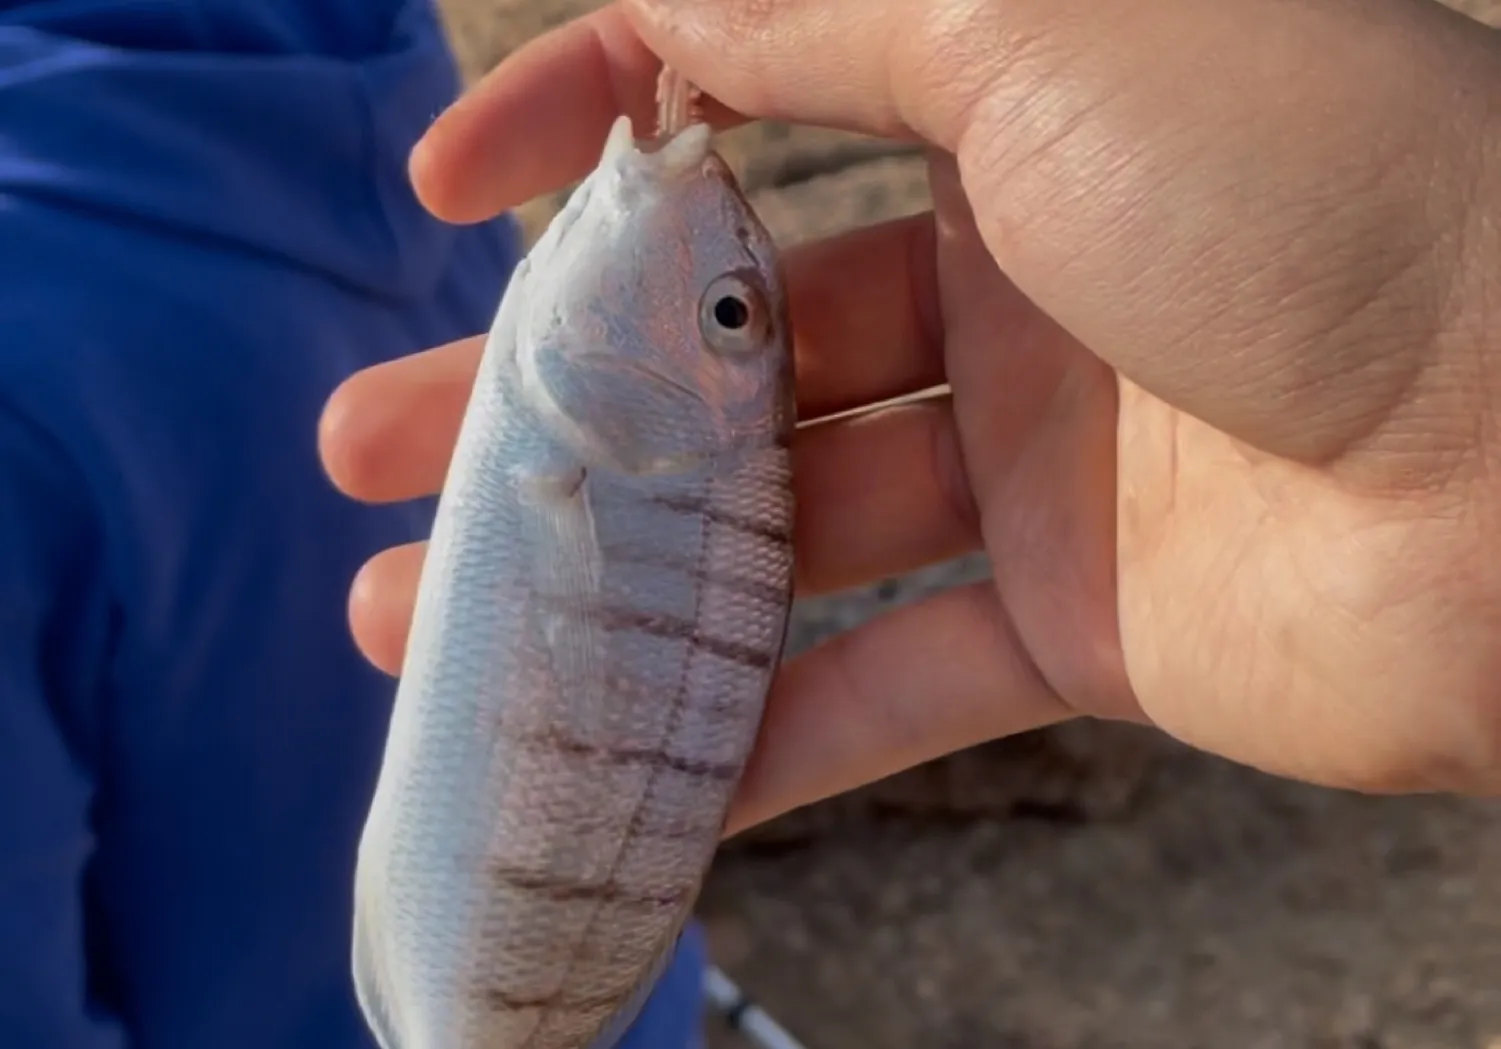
[0,1,706,1047]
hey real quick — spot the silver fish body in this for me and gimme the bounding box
[351,116,795,1049]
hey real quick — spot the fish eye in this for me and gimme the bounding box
[713,295,750,330]
[700,273,769,356]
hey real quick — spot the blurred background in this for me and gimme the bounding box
[438,2,1501,1046]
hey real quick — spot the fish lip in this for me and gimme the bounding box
[600,114,716,179]
[644,122,714,174]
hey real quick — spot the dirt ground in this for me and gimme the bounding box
[430,2,1501,1046]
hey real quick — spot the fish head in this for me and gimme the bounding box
[510,115,793,478]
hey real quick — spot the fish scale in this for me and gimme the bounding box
[351,84,795,1049]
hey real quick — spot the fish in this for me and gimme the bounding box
[349,80,796,1049]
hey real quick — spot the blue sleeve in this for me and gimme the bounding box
[617,922,709,1049]
[0,405,124,1049]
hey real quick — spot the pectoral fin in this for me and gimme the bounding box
[517,449,606,709]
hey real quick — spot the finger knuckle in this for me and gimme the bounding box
[899,0,1016,142]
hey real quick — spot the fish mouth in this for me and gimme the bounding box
[600,114,714,178]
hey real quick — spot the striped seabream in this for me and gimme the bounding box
[350,67,795,1049]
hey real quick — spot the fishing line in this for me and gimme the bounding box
[703,964,809,1049]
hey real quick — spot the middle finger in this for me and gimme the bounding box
[349,394,980,676]
[411,4,749,225]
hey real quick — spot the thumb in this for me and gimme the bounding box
[623,0,1501,476]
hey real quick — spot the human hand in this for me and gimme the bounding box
[320,0,1501,832]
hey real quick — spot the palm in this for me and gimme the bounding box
[926,155,1471,793]
[1113,381,1480,793]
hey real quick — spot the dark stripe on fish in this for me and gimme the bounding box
[482,981,654,1016]
[491,865,689,910]
[530,594,775,672]
[598,604,774,671]
[601,545,787,606]
[481,987,555,1012]
[646,492,792,546]
[519,725,743,783]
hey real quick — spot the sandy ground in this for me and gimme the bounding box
[430,2,1501,1046]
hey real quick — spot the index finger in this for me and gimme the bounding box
[411,4,744,225]
[619,0,991,149]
